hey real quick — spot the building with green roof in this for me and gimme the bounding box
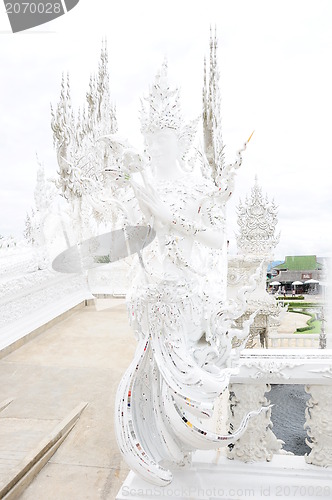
[269,255,323,292]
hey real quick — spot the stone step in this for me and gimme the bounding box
[0,417,59,488]
[0,399,13,413]
[0,401,88,499]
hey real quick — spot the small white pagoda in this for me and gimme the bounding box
[227,177,282,348]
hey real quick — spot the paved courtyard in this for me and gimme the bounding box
[0,299,134,499]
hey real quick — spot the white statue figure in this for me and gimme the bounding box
[114,61,266,486]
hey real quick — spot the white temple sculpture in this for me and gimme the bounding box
[50,41,135,294]
[112,35,268,487]
[4,34,332,497]
[49,33,269,487]
[51,40,118,244]
[227,177,282,348]
[223,179,286,463]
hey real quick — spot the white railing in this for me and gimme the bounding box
[268,333,319,348]
[225,349,332,470]
[0,272,91,353]
[118,349,332,499]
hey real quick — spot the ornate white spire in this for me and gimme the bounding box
[236,177,280,256]
[51,39,118,201]
[203,27,225,182]
[85,38,117,136]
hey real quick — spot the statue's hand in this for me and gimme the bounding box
[131,181,172,228]
[122,148,148,174]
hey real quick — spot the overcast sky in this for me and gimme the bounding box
[0,0,331,260]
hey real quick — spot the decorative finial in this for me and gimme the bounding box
[247,130,255,143]
[140,60,183,135]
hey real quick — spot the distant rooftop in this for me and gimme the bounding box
[273,255,323,271]
[267,261,283,272]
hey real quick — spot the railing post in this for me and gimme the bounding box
[226,383,284,462]
[304,384,332,466]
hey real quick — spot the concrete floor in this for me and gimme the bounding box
[0,299,135,499]
[0,299,316,499]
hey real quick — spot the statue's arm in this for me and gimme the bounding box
[170,218,224,249]
[131,180,224,249]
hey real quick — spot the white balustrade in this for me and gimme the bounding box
[225,349,332,470]
[268,334,319,349]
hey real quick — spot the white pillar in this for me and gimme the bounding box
[226,383,284,462]
[305,384,332,466]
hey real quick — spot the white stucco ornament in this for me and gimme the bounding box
[236,176,279,257]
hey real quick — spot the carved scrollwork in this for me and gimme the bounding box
[240,360,298,380]
[305,384,332,466]
[227,383,284,462]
